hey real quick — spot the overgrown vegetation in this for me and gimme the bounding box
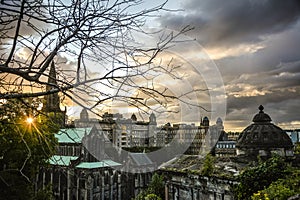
[251,168,300,200]
[233,155,291,200]
[134,173,165,200]
[201,153,215,176]
[0,99,58,199]
[295,142,300,154]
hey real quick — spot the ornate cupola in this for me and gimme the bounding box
[236,105,293,157]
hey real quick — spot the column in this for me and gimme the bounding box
[118,174,121,200]
[76,176,79,200]
[101,176,105,199]
[67,169,70,200]
[110,173,113,199]
[50,168,53,185]
[165,183,169,200]
[42,170,45,190]
[58,172,61,198]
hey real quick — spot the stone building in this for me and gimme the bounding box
[161,154,239,200]
[37,126,155,200]
[38,64,155,199]
[75,110,157,148]
[213,127,237,157]
[156,117,224,155]
[75,105,226,155]
[214,140,236,157]
[164,171,237,200]
[161,105,295,200]
[284,129,300,144]
[114,113,157,148]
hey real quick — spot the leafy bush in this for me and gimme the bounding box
[251,169,300,200]
[233,155,289,200]
[134,173,165,200]
[201,153,215,176]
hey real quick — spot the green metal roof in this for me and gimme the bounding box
[129,153,153,166]
[76,160,121,169]
[49,155,79,166]
[55,128,92,144]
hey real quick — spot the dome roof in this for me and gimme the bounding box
[236,105,293,153]
[252,105,272,123]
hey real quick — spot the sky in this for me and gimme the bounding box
[142,0,300,131]
[5,0,299,132]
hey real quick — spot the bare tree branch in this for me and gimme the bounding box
[0,0,206,119]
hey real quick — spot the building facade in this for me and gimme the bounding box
[75,111,157,148]
[38,65,155,199]
[37,127,155,200]
[162,105,295,200]
[164,171,236,200]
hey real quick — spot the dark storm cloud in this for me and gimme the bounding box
[230,62,300,89]
[216,20,300,84]
[225,59,300,105]
[226,86,300,112]
[225,92,300,129]
[157,0,300,130]
[160,0,300,47]
[224,64,300,129]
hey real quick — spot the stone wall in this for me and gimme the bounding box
[163,171,237,200]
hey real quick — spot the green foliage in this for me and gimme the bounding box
[134,190,148,200]
[295,142,300,154]
[251,169,300,200]
[233,155,289,200]
[201,153,215,176]
[34,184,54,200]
[145,193,162,200]
[0,99,58,199]
[147,173,165,198]
[134,173,165,200]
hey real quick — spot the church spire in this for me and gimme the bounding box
[46,61,58,91]
[43,62,61,112]
[43,61,66,128]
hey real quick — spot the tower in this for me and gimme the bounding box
[201,116,210,133]
[131,113,137,122]
[80,108,89,121]
[43,62,66,127]
[149,113,156,125]
[148,113,157,146]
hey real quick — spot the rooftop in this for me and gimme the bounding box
[129,153,153,166]
[55,128,92,144]
[75,160,121,169]
[49,155,79,166]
